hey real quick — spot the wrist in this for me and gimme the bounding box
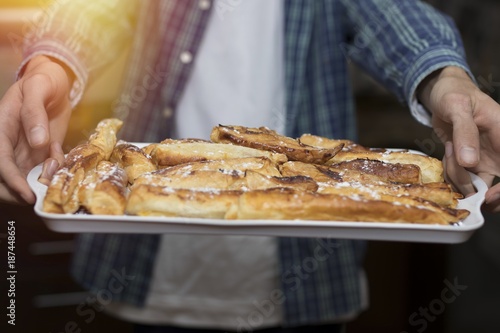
[417,66,470,112]
[21,55,75,87]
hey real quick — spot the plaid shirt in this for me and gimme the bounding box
[23,0,469,327]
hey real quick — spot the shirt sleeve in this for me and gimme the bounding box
[339,0,473,126]
[17,0,138,108]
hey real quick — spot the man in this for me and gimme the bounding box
[0,1,499,332]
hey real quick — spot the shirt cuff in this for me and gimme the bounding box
[404,46,474,127]
[17,39,88,109]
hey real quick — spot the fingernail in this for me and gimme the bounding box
[445,141,453,157]
[29,125,47,147]
[459,147,478,165]
[39,159,59,182]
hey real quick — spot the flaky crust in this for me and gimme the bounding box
[146,142,288,167]
[329,159,422,184]
[43,144,106,214]
[78,161,128,215]
[327,150,444,183]
[87,118,123,159]
[43,119,122,214]
[42,119,469,225]
[110,141,157,183]
[126,185,241,218]
[280,161,461,208]
[298,133,380,152]
[211,125,344,164]
[225,188,468,224]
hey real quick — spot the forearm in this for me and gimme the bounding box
[340,0,470,105]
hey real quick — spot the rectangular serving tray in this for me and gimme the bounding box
[27,146,487,244]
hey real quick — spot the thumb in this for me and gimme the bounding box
[450,104,480,168]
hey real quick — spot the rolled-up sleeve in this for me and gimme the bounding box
[339,0,472,126]
[18,0,137,108]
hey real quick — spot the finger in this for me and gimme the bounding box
[19,73,53,148]
[38,158,59,186]
[0,184,30,205]
[483,183,500,213]
[443,141,475,196]
[50,141,65,166]
[450,108,480,168]
[0,155,35,204]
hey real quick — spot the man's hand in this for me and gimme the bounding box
[0,55,73,204]
[418,66,500,212]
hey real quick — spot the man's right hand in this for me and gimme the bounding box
[0,55,73,204]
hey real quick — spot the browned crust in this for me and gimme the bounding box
[43,144,106,214]
[87,118,123,159]
[210,125,344,164]
[229,170,319,192]
[43,119,122,214]
[225,188,468,224]
[134,169,244,190]
[280,161,460,208]
[280,161,391,185]
[329,158,422,184]
[110,141,157,183]
[126,185,241,218]
[298,133,383,152]
[79,161,128,215]
[327,150,444,183]
[42,119,469,225]
[146,142,288,167]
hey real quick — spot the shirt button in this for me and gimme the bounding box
[199,0,211,10]
[180,51,193,64]
[162,107,173,118]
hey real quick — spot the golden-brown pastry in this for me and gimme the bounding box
[229,170,318,192]
[279,161,391,185]
[134,169,244,190]
[43,144,106,214]
[329,158,422,184]
[318,181,461,208]
[42,119,470,225]
[133,157,283,191]
[210,125,344,164]
[78,161,128,215]
[298,133,380,152]
[87,118,123,159]
[146,142,288,167]
[327,150,444,183]
[110,141,157,183]
[43,118,123,214]
[225,188,468,224]
[280,161,459,207]
[126,185,241,218]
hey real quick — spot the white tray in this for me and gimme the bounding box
[27,157,487,244]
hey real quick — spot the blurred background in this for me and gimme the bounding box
[0,0,499,332]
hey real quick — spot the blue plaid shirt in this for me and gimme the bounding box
[25,0,469,327]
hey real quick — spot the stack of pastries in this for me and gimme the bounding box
[42,118,470,225]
